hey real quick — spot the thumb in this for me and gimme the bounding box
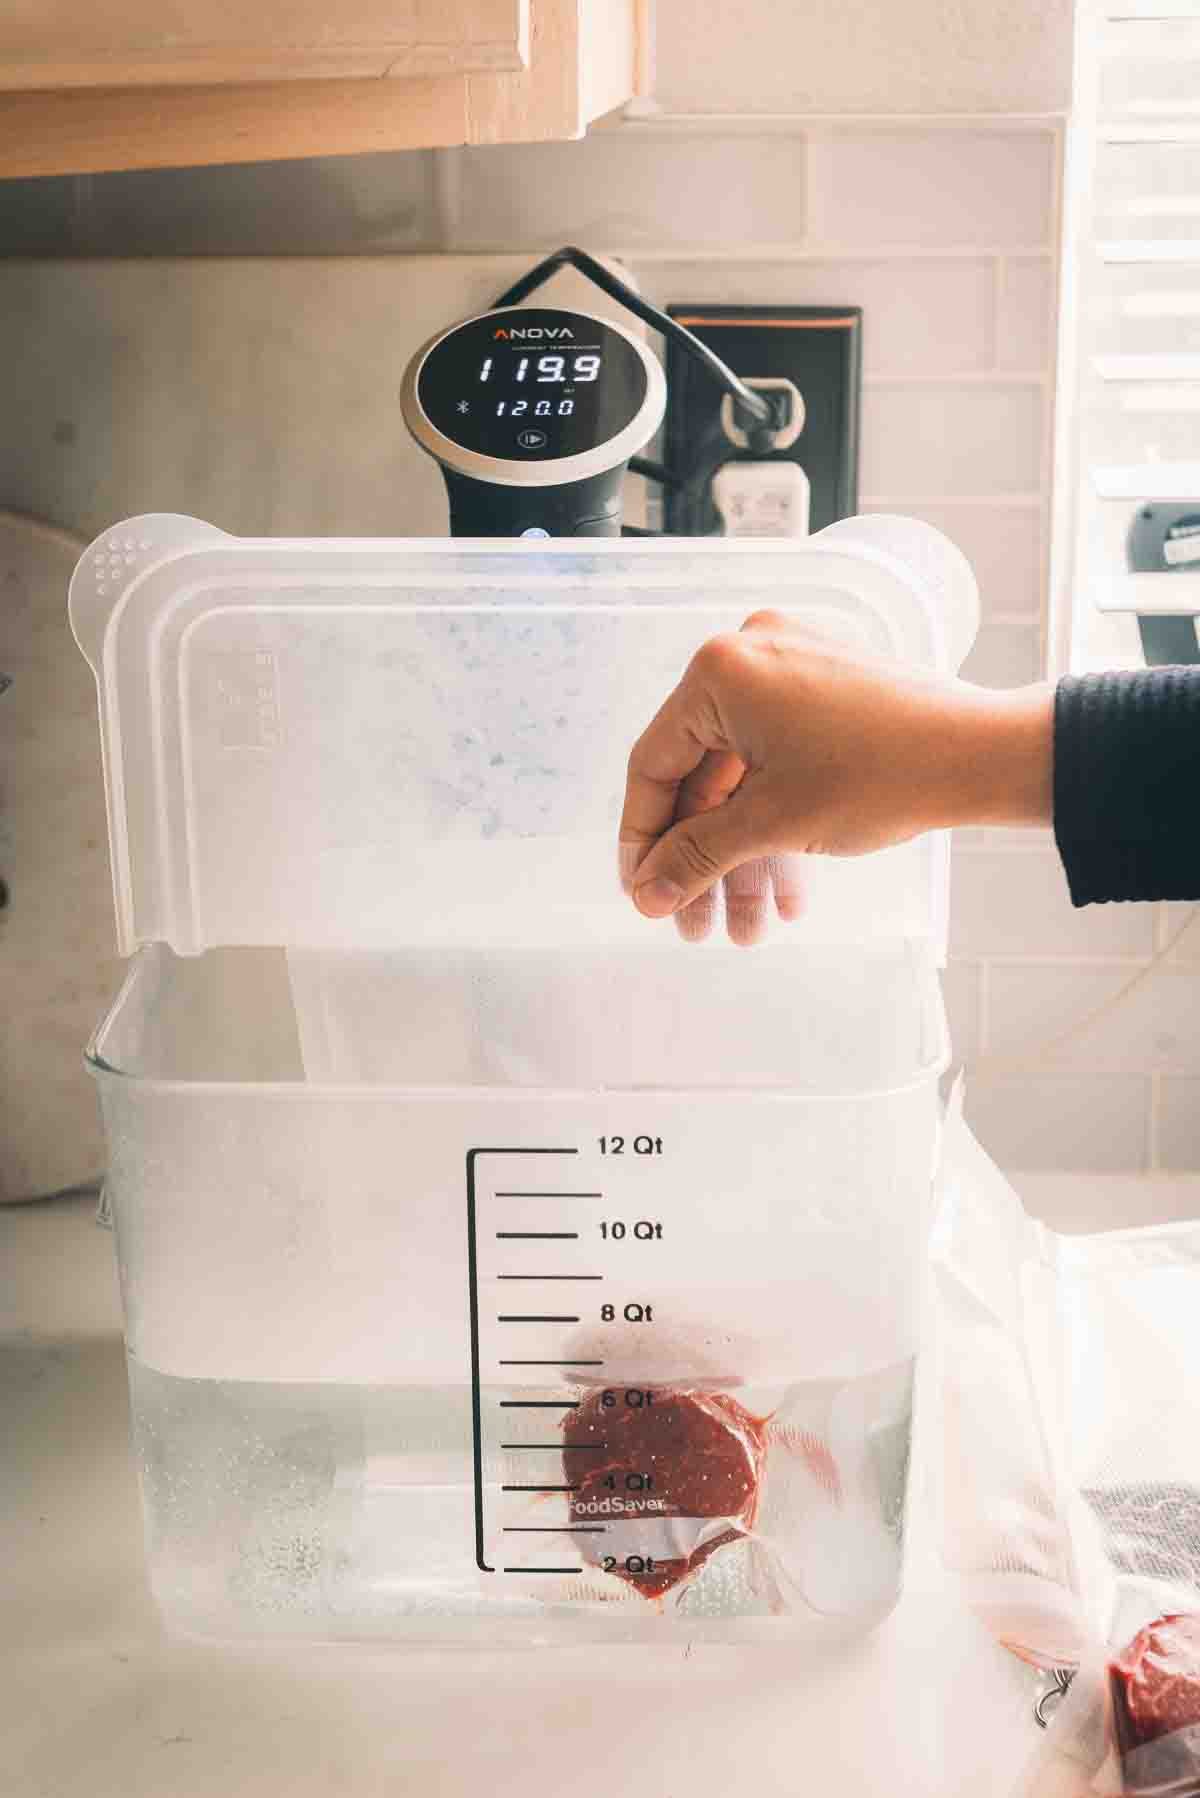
[630,780,773,918]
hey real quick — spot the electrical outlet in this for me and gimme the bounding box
[662,305,862,538]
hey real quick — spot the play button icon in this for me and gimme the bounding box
[517,429,548,449]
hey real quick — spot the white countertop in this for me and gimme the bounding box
[4,1194,1045,1798]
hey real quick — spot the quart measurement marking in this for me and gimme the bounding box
[502,1484,580,1493]
[500,1399,580,1409]
[498,1313,580,1323]
[502,1566,583,1574]
[495,1192,601,1199]
[497,1275,602,1282]
[501,1442,607,1450]
[495,1231,579,1240]
[504,1527,606,1534]
[499,1358,604,1367]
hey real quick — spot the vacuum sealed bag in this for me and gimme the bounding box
[931,1094,1200,1796]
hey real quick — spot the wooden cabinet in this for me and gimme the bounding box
[0,0,532,87]
[0,0,647,177]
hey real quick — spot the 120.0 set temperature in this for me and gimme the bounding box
[493,398,575,419]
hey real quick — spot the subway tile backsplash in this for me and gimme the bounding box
[996,256,1057,372]
[1164,906,1200,966]
[637,258,1000,378]
[440,132,811,252]
[1158,1081,1200,1173]
[808,128,1057,250]
[986,964,1200,1075]
[863,502,1043,617]
[964,1074,1152,1173]
[950,841,1158,961]
[3,114,1199,1176]
[0,152,442,259]
[960,617,1043,690]
[649,0,1074,118]
[859,381,1044,498]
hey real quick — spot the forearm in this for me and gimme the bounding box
[938,681,1055,830]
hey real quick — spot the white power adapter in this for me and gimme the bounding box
[712,460,811,538]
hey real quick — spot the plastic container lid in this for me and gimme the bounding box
[69,514,977,959]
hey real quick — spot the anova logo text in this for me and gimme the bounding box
[493,326,576,341]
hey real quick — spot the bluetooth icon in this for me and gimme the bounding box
[456,400,470,413]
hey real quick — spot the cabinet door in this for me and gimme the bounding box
[0,0,529,88]
[0,0,646,177]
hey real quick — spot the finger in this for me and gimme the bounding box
[723,859,771,948]
[618,682,724,891]
[631,777,773,919]
[673,748,746,942]
[740,608,791,636]
[674,888,718,942]
[769,853,807,921]
[675,747,746,821]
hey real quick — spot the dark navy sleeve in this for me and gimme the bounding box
[1054,670,1200,905]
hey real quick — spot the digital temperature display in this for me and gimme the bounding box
[417,307,649,464]
[475,349,600,420]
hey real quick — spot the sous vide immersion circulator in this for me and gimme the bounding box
[401,304,666,538]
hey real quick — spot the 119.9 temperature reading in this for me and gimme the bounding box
[478,353,601,385]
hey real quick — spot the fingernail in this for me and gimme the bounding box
[618,841,644,895]
[634,877,684,918]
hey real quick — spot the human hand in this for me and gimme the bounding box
[619,610,1053,944]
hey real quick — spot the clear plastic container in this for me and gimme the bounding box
[72,517,977,1645]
